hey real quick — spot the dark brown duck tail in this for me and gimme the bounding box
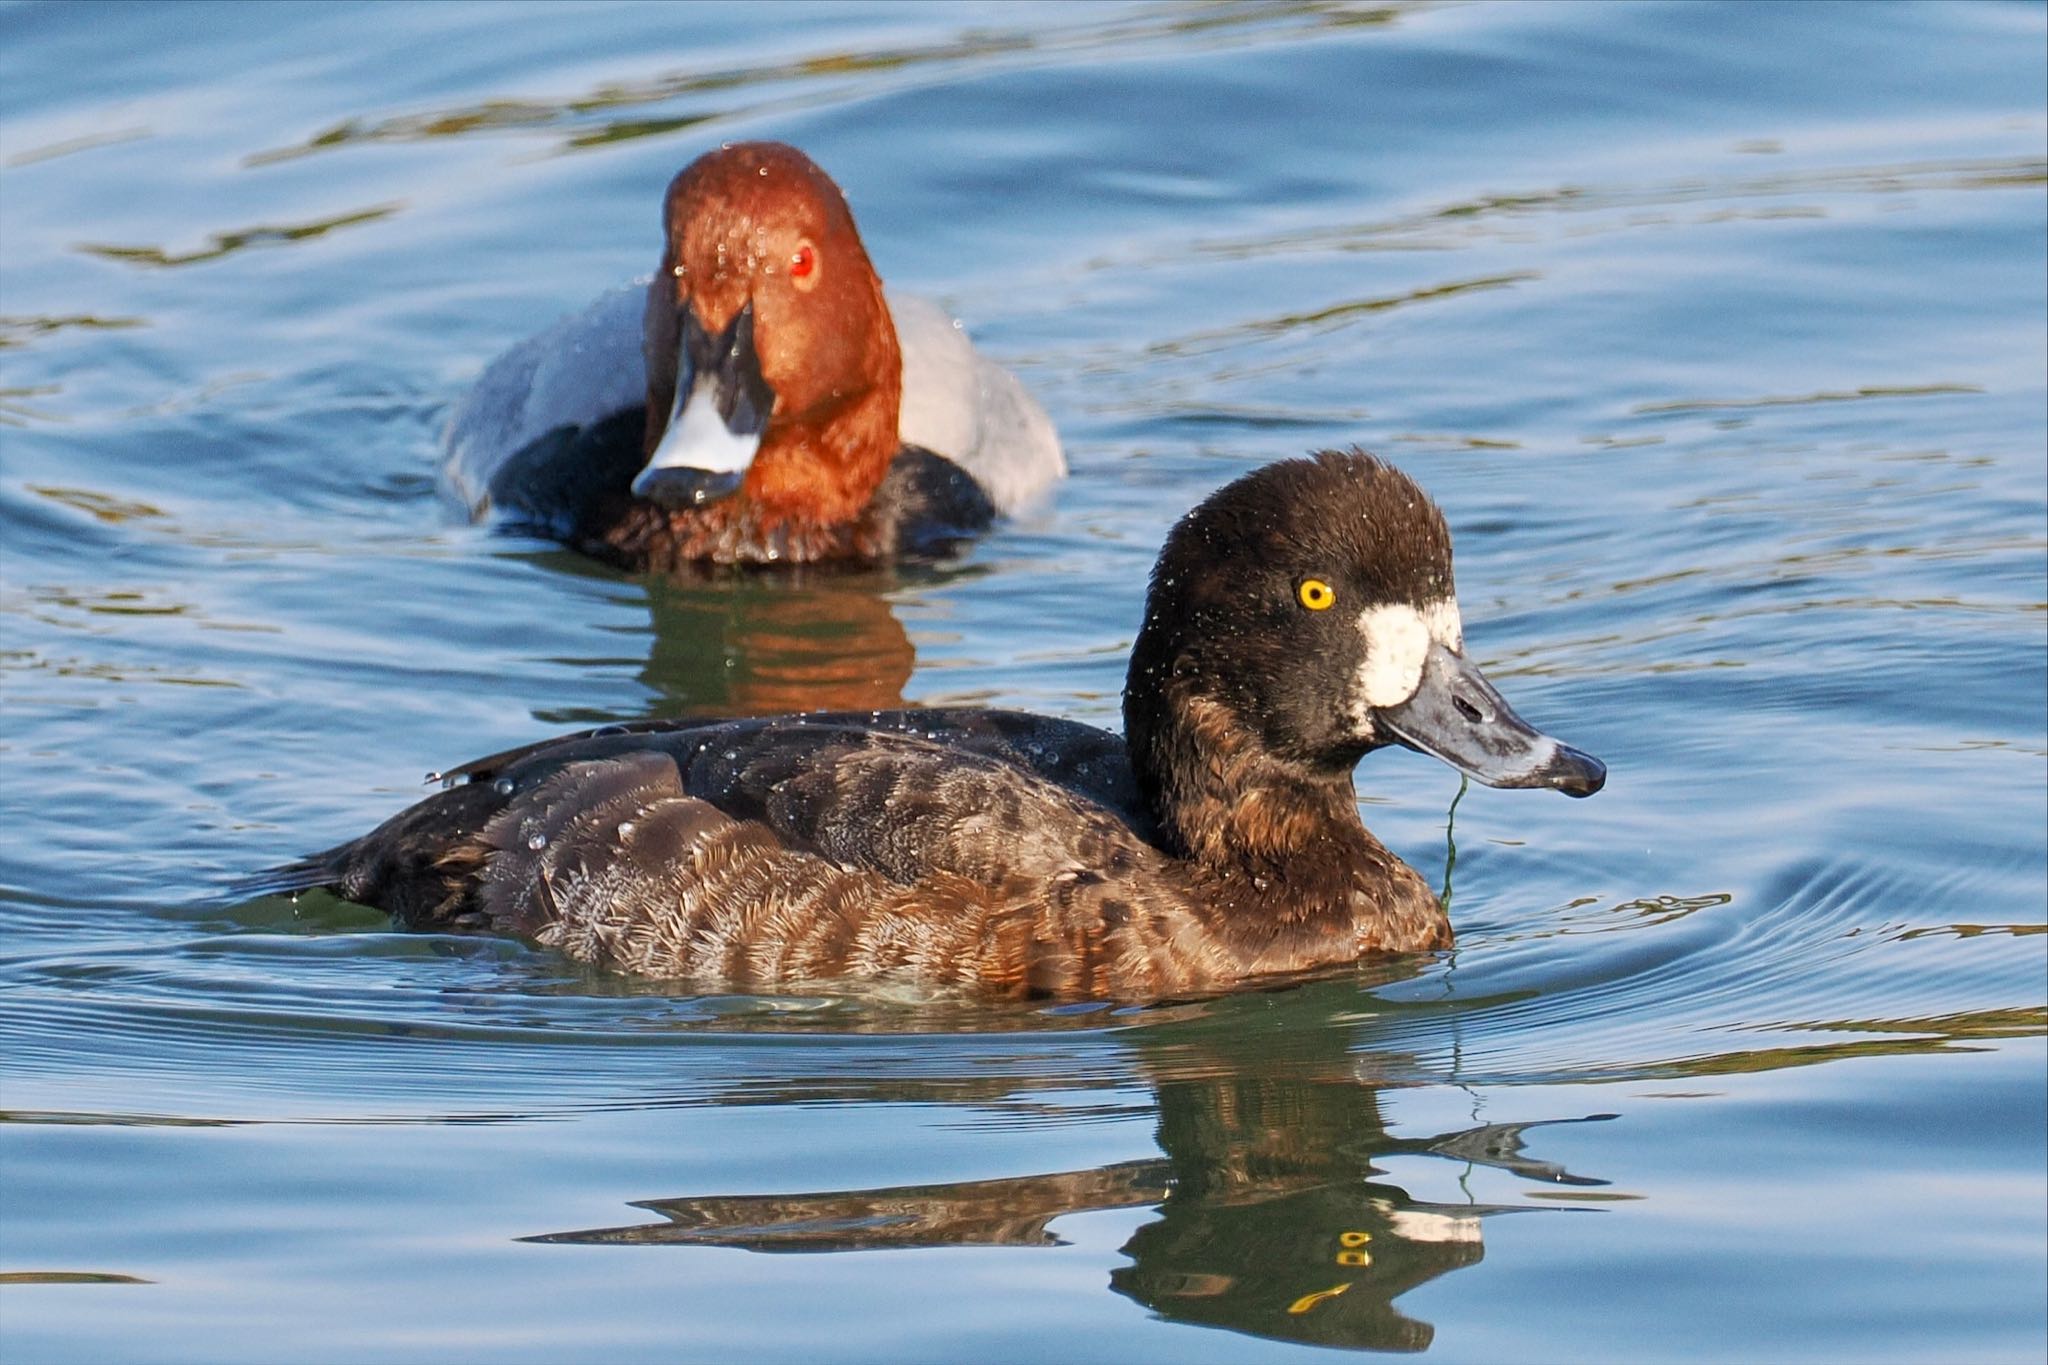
[233,779,512,931]
[229,848,352,902]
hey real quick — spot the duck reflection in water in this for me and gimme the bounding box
[635,568,921,717]
[527,983,1614,1353]
[526,551,929,719]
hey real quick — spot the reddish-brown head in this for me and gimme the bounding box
[639,142,903,528]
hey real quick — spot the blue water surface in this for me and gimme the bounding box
[1,2,2043,1361]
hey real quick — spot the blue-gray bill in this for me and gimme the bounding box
[632,300,774,509]
[1377,642,1606,797]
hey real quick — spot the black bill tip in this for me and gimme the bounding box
[1542,743,1606,798]
[632,466,745,509]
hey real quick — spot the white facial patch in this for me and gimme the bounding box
[1348,598,1466,716]
[1352,605,1431,711]
[1421,598,1464,653]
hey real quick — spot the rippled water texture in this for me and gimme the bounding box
[2,2,2044,1360]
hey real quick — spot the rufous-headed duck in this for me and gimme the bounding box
[251,451,1603,999]
[444,141,1063,570]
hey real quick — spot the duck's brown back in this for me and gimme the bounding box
[270,710,1435,1000]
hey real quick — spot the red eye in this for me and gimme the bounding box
[789,244,815,278]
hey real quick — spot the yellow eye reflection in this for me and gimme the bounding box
[1297,578,1337,611]
[1287,1282,1353,1315]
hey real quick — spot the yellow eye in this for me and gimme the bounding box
[1297,578,1336,611]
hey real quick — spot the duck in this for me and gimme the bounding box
[249,451,1604,1000]
[442,141,1064,571]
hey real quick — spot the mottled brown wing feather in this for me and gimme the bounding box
[466,725,1160,985]
[660,720,1155,884]
[255,714,1221,996]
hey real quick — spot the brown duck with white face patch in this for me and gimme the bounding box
[248,451,1604,1000]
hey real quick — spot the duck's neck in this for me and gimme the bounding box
[1127,684,1447,960]
[1136,689,1373,887]
[743,374,900,528]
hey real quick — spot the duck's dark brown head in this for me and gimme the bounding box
[638,142,901,530]
[1124,450,1603,860]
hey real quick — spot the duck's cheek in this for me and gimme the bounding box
[1346,604,1433,725]
[750,312,836,417]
